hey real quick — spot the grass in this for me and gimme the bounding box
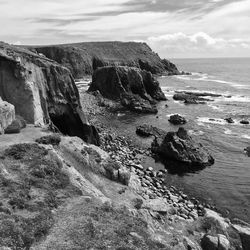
[35,134,61,146]
[63,201,169,250]
[0,143,82,249]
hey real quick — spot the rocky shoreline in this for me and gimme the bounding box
[80,89,250,250]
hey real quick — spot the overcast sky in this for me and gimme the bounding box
[0,0,250,58]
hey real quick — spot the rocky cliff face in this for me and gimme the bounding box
[0,42,99,144]
[29,42,180,78]
[89,66,167,113]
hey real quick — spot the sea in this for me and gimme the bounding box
[79,58,250,223]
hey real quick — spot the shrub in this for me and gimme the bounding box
[35,134,61,146]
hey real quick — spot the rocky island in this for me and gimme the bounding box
[0,41,249,250]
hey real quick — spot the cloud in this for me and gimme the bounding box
[147,32,250,58]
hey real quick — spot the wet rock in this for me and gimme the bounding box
[173,92,212,104]
[244,147,250,157]
[152,127,214,168]
[136,124,166,138]
[169,114,187,125]
[240,120,249,125]
[224,117,234,124]
[89,66,166,113]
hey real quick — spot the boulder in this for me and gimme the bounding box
[232,224,250,250]
[169,114,187,125]
[240,120,249,125]
[201,234,218,250]
[152,127,214,167]
[143,198,173,214]
[173,92,213,104]
[0,42,99,145]
[136,124,166,138]
[0,97,15,134]
[224,117,234,124]
[4,119,21,134]
[244,147,250,157]
[89,66,167,113]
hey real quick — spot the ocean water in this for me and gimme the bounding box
[101,58,250,222]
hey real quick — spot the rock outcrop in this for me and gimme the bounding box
[152,127,214,168]
[169,114,187,125]
[29,42,181,78]
[136,124,166,138]
[0,42,99,145]
[88,66,167,113]
[0,97,15,134]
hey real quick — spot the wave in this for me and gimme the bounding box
[174,72,250,90]
[197,117,250,127]
[241,134,250,140]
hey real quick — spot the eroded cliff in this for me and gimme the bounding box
[0,42,99,144]
[29,42,180,78]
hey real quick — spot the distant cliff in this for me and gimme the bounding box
[0,42,99,144]
[28,42,180,78]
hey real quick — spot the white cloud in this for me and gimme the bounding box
[147,32,250,58]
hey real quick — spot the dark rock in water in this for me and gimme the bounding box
[169,114,187,125]
[152,127,214,167]
[244,147,250,157]
[136,124,166,138]
[89,66,166,113]
[0,42,99,145]
[240,120,249,125]
[120,93,158,114]
[225,117,234,124]
[30,42,181,78]
[173,92,211,104]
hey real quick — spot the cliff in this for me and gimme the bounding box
[0,42,99,144]
[29,42,180,78]
[89,66,167,113]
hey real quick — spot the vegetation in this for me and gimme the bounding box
[0,143,81,249]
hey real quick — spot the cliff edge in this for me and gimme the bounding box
[0,42,99,144]
[28,42,180,78]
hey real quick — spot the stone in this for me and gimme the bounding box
[173,92,212,104]
[89,66,166,113]
[224,117,234,124]
[0,42,99,145]
[0,97,15,134]
[169,114,187,125]
[218,234,230,250]
[201,234,218,250]
[232,224,250,250]
[136,124,166,138]
[118,167,131,186]
[143,198,173,214]
[4,119,21,134]
[152,127,214,168]
[244,147,250,157]
[240,120,249,125]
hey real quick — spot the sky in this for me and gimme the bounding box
[0,0,250,58]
